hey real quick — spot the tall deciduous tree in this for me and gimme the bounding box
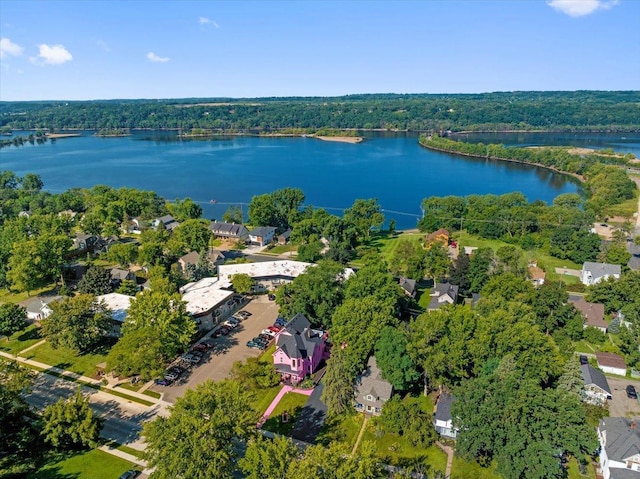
[231,273,254,295]
[374,326,420,391]
[42,389,103,450]
[0,303,27,337]
[238,435,299,479]
[107,242,139,268]
[423,243,451,286]
[41,294,112,353]
[321,347,357,417]
[77,266,114,295]
[343,198,384,239]
[143,380,257,479]
[106,328,165,380]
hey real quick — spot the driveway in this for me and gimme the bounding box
[607,376,640,418]
[290,383,327,444]
[151,296,280,403]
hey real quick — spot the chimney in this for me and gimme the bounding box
[631,420,636,430]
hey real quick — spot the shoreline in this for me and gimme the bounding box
[314,135,363,144]
[45,133,82,139]
[418,141,585,183]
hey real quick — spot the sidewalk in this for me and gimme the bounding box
[257,384,314,427]
[98,445,155,476]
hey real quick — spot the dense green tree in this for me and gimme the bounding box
[106,242,139,268]
[343,198,384,239]
[423,243,451,285]
[449,252,471,295]
[248,187,305,232]
[0,303,27,337]
[77,266,114,295]
[556,357,585,398]
[598,243,631,267]
[374,326,420,391]
[238,435,299,479]
[230,357,280,391]
[168,197,202,221]
[170,219,211,254]
[321,347,357,417]
[41,294,112,353]
[231,273,254,295]
[222,205,244,224]
[42,389,103,450]
[143,380,257,479]
[106,328,165,380]
[117,279,139,296]
[344,254,403,311]
[389,239,425,280]
[467,248,495,293]
[21,173,44,192]
[375,396,436,448]
[276,260,345,327]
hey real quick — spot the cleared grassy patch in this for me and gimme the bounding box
[261,392,308,436]
[143,389,161,399]
[23,341,110,378]
[0,284,58,305]
[567,455,596,479]
[316,412,364,448]
[451,456,500,479]
[0,324,42,355]
[28,448,137,479]
[252,385,282,415]
[265,244,297,255]
[259,343,276,360]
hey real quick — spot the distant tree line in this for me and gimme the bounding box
[1,91,639,132]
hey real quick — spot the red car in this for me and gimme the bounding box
[192,343,208,353]
[267,325,281,333]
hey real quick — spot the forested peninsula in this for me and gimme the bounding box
[1,91,639,133]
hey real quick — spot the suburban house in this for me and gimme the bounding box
[596,352,628,377]
[353,356,393,416]
[424,228,450,249]
[427,282,459,311]
[178,250,226,275]
[528,261,546,286]
[218,260,313,292]
[96,292,132,337]
[73,233,98,252]
[25,296,63,321]
[249,226,277,246]
[272,313,330,384]
[209,221,249,241]
[179,277,237,331]
[398,276,417,298]
[598,417,640,479]
[153,215,180,231]
[581,262,622,286]
[110,268,136,289]
[434,391,458,439]
[581,364,612,406]
[278,229,292,245]
[569,297,608,333]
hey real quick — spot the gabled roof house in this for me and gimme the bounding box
[598,417,640,479]
[209,221,249,240]
[428,282,459,311]
[353,356,393,416]
[434,392,458,439]
[153,215,180,231]
[596,352,628,377]
[273,313,330,384]
[581,262,621,286]
[569,297,608,333]
[581,364,612,406]
[249,226,277,246]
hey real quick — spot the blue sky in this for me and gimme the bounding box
[1,0,638,100]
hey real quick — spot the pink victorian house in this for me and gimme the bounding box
[273,313,330,384]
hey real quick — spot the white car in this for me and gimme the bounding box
[261,329,276,338]
[224,320,238,329]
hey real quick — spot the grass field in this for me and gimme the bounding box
[23,341,110,378]
[261,392,309,436]
[316,412,365,448]
[265,244,297,255]
[450,457,500,479]
[252,385,282,415]
[0,284,58,305]
[567,456,596,479]
[27,449,137,479]
[0,324,43,355]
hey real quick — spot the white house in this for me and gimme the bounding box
[353,357,393,416]
[248,226,277,246]
[598,417,640,479]
[96,292,133,337]
[25,296,63,321]
[596,352,628,377]
[581,364,612,406]
[581,262,621,286]
[434,392,458,439]
[427,283,459,311]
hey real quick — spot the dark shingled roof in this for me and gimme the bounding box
[434,392,455,422]
[276,313,324,360]
[354,356,393,408]
[609,469,640,479]
[250,226,276,237]
[581,364,611,394]
[599,417,640,464]
[209,221,248,237]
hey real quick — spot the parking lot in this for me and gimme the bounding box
[607,376,640,418]
[150,296,280,403]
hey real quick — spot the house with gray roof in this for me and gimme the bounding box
[110,268,136,288]
[249,226,277,246]
[209,221,249,241]
[427,282,459,311]
[598,417,640,479]
[278,229,292,245]
[354,356,393,416]
[25,296,63,321]
[153,214,180,231]
[581,364,612,405]
[434,391,458,439]
[272,313,330,384]
[581,262,621,286]
[398,276,417,298]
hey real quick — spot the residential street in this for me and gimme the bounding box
[25,373,169,449]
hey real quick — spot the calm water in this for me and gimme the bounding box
[2,131,631,230]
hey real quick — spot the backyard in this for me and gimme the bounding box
[261,391,309,435]
[27,449,138,479]
[22,341,111,378]
[0,324,43,355]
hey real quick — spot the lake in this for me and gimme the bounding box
[2,131,636,229]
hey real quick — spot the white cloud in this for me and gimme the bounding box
[199,16,219,28]
[547,0,619,17]
[33,43,73,65]
[0,37,24,58]
[147,51,170,63]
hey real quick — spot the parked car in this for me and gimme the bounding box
[274,318,287,327]
[232,314,245,322]
[579,355,588,365]
[154,378,169,386]
[627,385,638,399]
[224,320,238,329]
[165,366,184,381]
[118,470,140,479]
[261,329,276,337]
[193,343,208,353]
[267,325,281,333]
[238,310,252,318]
[181,353,201,365]
[258,333,272,342]
[247,340,264,349]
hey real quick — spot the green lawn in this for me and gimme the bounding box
[316,412,365,448]
[451,457,500,479]
[265,244,297,255]
[567,456,596,479]
[261,391,309,436]
[28,449,137,479]
[0,324,43,355]
[252,385,282,415]
[356,231,423,265]
[23,341,110,378]
[0,284,58,305]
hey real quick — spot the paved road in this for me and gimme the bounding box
[25,373,168,449]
